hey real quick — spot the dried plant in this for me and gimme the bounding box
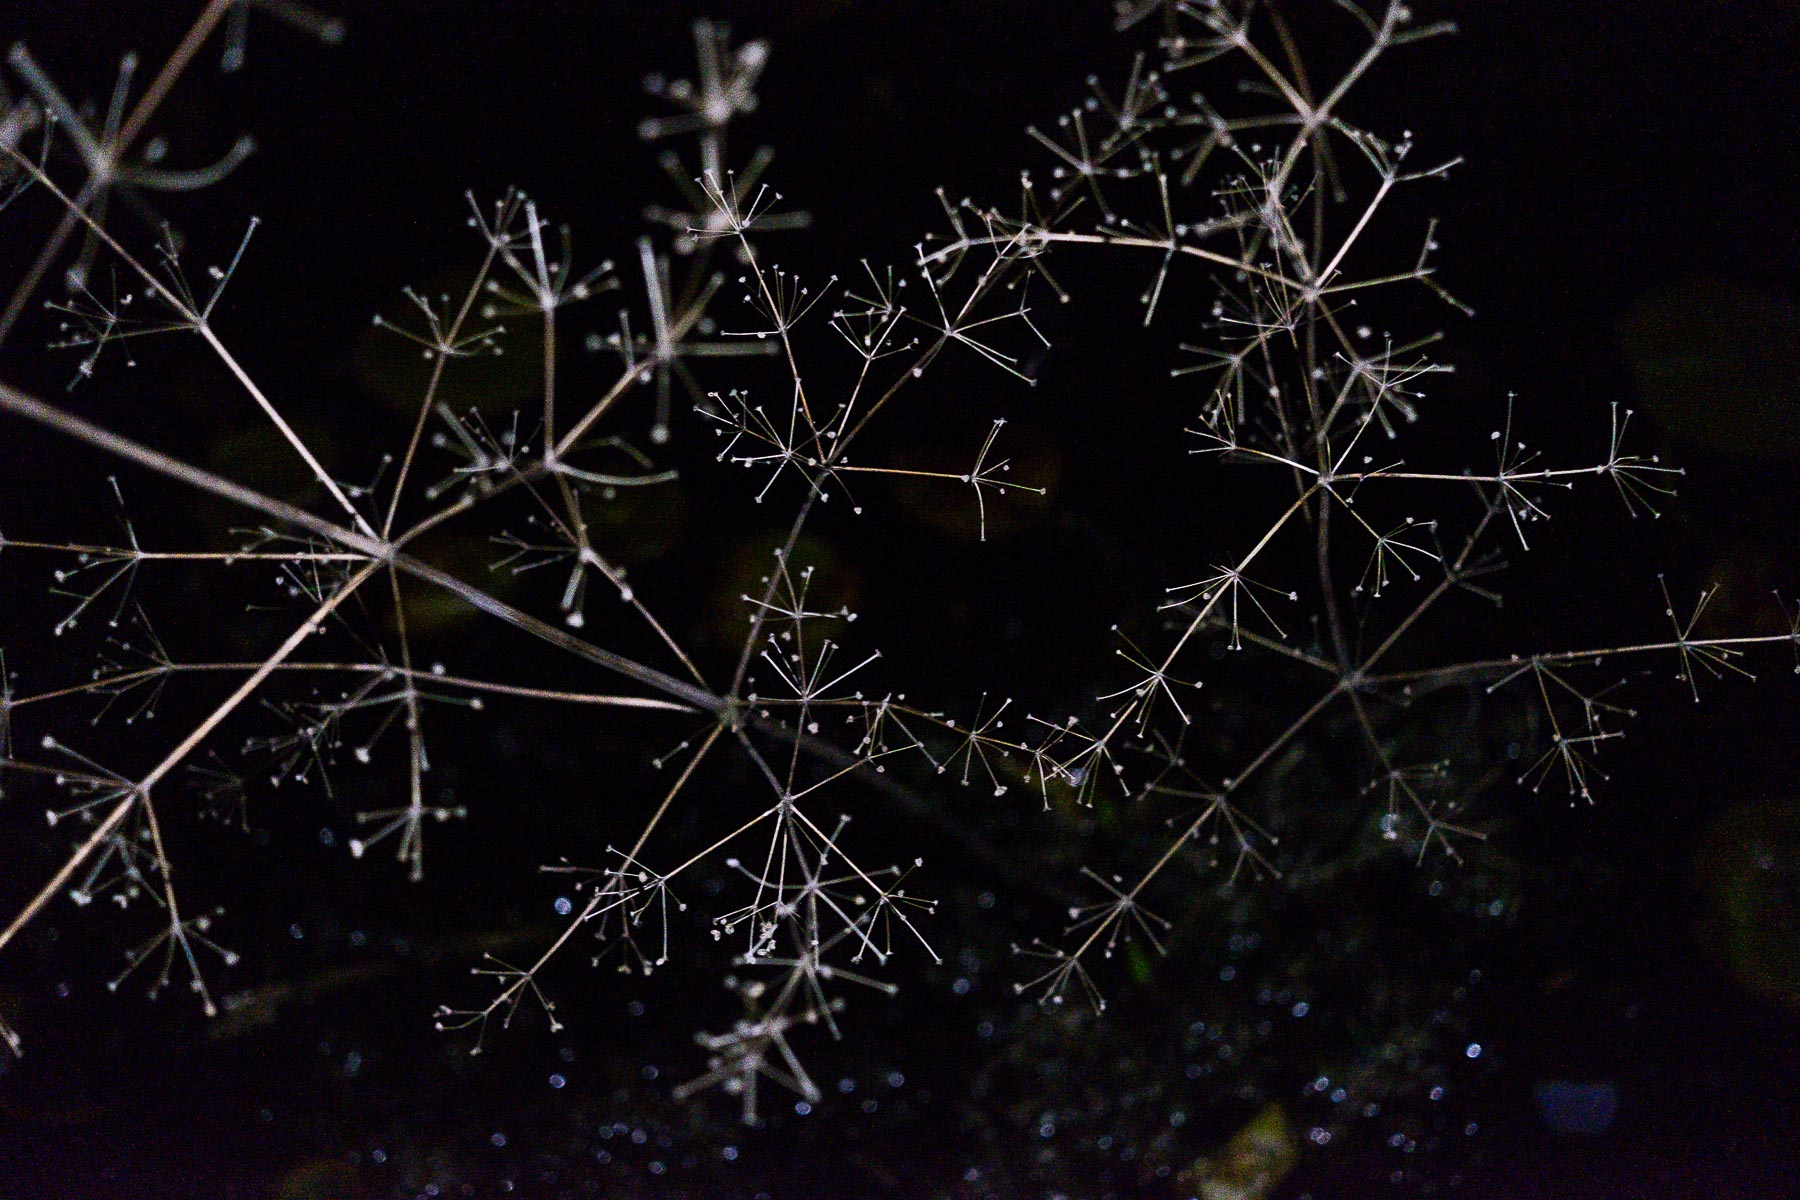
[0,0,1791,1153]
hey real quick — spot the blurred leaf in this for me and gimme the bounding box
[1179,1101,1297,1200]
[397,530,527,637]
[706,530,863,653]
[1619,280,1800,459]
[354,266,544,416]
[1693,796,1800,1004]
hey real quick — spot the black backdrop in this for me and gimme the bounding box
[1,2,1797,1197]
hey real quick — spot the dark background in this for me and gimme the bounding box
[1,1,1797,1197]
